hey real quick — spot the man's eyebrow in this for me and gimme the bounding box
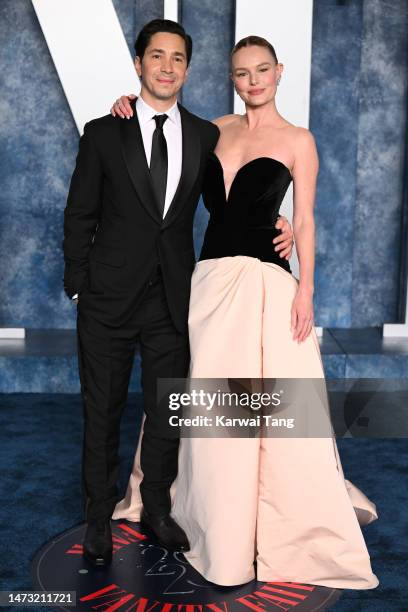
[148,48,186,58]
[234,61,272,70]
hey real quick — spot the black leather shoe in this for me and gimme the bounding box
[83,519,112,566]
[140,509,190,552]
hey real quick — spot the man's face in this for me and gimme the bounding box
[135,32,189,102]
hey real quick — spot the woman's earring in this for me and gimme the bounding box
[277,76,281,86]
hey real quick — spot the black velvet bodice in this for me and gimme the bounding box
[199,152,293,274]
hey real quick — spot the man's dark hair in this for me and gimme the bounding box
[134,19,193,66]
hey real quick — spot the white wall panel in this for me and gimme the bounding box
[164,0,178,21]
[32,0,140,134]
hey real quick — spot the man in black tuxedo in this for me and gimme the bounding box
[63,19,294,566]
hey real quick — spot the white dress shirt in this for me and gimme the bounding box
[136,95,183,217]
[72,95,183,301]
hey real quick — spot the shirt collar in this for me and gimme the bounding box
[136,95,180,126]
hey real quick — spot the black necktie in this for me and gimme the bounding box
[150,114,168,216]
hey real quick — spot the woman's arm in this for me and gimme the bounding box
[291,127,319,342]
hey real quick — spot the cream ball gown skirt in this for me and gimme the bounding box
[112,256,379,589]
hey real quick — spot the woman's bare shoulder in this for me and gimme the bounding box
[211,114,241,128]
[291,127,319,174]
[292,125,317,146]
[281,125,317,157]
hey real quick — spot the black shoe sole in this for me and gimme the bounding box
[83,548,112,567]
[140,517,190,553]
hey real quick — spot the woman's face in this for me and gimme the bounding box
[231,45,282,107]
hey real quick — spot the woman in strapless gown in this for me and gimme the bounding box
[111,36,379,589]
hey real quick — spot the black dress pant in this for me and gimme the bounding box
[76,269,190,521]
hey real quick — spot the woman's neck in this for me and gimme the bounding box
[244,99,284,130]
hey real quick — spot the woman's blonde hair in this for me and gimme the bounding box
[231,35,278,65]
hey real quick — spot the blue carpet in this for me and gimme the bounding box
[0,393,406,610]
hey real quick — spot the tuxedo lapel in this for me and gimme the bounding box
[120,100,162,224]
[162,103,201,228]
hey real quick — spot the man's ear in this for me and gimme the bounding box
[134,55,142,79]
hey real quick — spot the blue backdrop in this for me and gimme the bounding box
[0,0,407,329]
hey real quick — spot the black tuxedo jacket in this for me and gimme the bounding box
[63,100,220,332]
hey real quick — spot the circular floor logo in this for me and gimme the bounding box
[31,520,342,611]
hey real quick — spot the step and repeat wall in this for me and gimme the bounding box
[0,0,407,330]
